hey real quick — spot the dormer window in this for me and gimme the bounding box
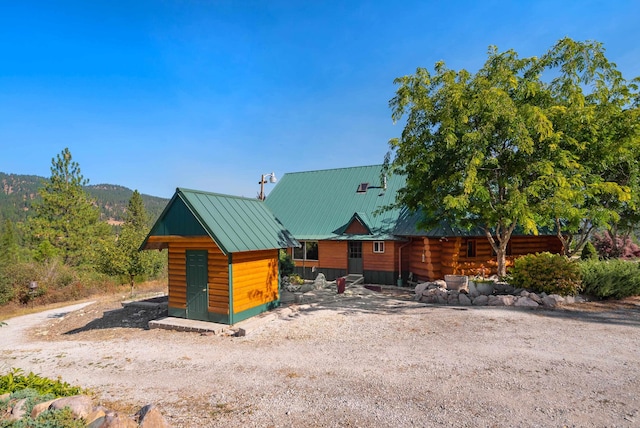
[356,182,369,193]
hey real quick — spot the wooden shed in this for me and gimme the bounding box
[140,188,298,324]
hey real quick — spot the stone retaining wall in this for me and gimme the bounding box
[414,279,583,308]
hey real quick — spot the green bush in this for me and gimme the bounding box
[580,242,598,260]
[0,368,85,397]
[279,250,295,277]
[580,259,640,299]
[0,369,87,428]
[509,252,582,296]
[4,407,86,428]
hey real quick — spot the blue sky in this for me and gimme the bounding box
[1,1,638,199]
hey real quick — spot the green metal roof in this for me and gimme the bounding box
[265,165,557,240]
[141,188,299,254]
[264,165,408,241]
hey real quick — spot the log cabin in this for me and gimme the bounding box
[265,165,562,285]
[140,188,298,324]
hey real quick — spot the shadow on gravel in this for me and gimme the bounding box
[63,298,168,335]
[531,305,640,327]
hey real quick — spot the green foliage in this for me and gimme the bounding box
[9,407,86,428]
[98,190,165,292]
[387,37,640,274]
[0,172,168,226]
[279,250,295,277]
[580,242,598,260]
[579,259,640,299]
[0,369,85,397]
[288,274,304,285]
[509,252,582,296]
[27,148,111,267]
[0,260,116,306]
[0,370,88,427]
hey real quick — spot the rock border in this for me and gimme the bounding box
[414,279,583,308]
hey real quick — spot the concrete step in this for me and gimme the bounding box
[345,274,364,285]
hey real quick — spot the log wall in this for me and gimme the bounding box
[232,249,279,314]
[156,236,229,315]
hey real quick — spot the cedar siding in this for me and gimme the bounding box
[141,188,298,324]
[161,236,229,315]
[232,250,279,314]
[407,235,564,281]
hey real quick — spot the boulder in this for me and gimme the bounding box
[86,409,107,428]
[542,294,565,307]
[467,282,479,298]
[446,293,459,305]
[472,295,489,306]
[9,398,28,421]
[528,293,543,304]
[414,282,429,296]
[136,404,170,428]
[50,395,94,419]
[30,399,57,419]
[313,273,327,290]
[514,297,539,307]
[458,293,472,306]
[433,279,447,289]
[488,295,514,306]
[101,413,138,427]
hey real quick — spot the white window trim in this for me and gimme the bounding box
[373,241,385,254]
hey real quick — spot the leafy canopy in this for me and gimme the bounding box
[386,38,639,275]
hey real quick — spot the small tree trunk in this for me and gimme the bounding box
[129,275,135,297]
[484,222,517,278]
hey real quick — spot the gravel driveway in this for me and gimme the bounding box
[1,290,639,427]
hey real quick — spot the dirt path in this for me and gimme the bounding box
[1,292,640,427]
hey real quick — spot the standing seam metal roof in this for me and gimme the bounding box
[264,165,408,240]
[145,188,298,254]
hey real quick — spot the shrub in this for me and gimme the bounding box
[279,250,295,277]
[509,252,582,296]
[0,368,85,397]
[580,259,640,299]
[592,232,640,259]
[580,242,598,260]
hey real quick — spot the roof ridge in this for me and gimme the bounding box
[176,187,262,202]
[282,164,383,176]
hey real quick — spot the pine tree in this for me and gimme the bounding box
[0,219,21,266]
[99,190,164,293]
[28,148,110,266]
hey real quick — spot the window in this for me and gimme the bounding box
[293,241,319,261]
[348,241,362,258]
[356,182,369,193]
[467,239,477,258]
[305,241,318,261]
[373,241,385,253]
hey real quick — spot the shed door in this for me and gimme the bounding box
[186,250,209,321]
[348,241,363,274]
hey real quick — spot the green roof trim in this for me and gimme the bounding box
[141,188,299,254]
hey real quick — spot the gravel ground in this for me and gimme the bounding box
[1,288,639,427]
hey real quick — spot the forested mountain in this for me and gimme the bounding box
[0,172,168,225]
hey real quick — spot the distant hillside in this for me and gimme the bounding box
[0,172,169,225]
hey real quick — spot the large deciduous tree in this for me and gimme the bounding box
[386,38,639,276]
[29,148,110,266]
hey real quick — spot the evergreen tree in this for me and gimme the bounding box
[0,219,21,266]
[28,148,110,267]
[99,190,164,293]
